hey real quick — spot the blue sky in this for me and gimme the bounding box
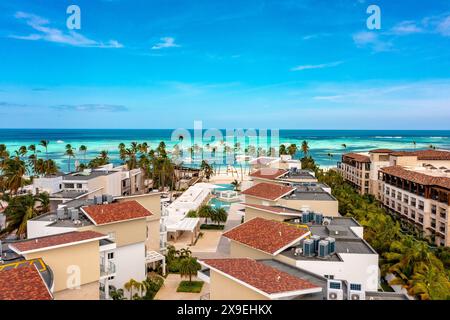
[0,0,449,129]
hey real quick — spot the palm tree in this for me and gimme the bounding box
[65,144,75,172]
[301,140,310,158]
[407,265,450,300]
[211,207,228,226]
[2,157,27,194]
[39,140,49,159]
[279,144,287,155]
[200,160,213,180]
[231,179,241,191]
[198,204,214,225]
[287,144,298,157]
[1,193,48,238]
[124,279,140,299]
[179,257,201,283]
[79,145,87,163]
[28,144,38,175]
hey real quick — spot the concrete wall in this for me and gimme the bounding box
[54,281,99,300]
[111,242,146,289]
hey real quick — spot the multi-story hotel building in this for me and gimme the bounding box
[379,166,450,246]
[337,149,450,246]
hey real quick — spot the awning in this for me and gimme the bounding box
[167,217,200,232]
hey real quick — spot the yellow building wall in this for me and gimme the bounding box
[209,270,268,300]
[24,241,100,293]
[80,218,147,247]
[229,241,273,260]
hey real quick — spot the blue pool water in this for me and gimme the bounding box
[209,184,237,211]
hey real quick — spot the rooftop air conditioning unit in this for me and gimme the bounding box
[70,209,79,221]
[348,283,365,300]
[302,239,314,257]
[318,240,330,258]
[325,237,336,254]
[311,235,321,253]
[327,280,344,300]
[57,208,66,220]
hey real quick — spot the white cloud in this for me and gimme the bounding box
[51,104,128,112]
[151,37,180,50]
[291,61,343,71]
[390,21,423,35]
[10,11,123,48]
[436,15,450,36]
[353,31,392,52]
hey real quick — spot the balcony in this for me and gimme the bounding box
[100,260,116,277]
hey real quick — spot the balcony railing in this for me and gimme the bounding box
[100,260,116,277]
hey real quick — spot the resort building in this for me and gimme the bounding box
[163,183,220,244]
[337,148,450,246]
[198,258,408,300]
[337,149,450,196]
[26,195,165,295]
[249,168,318,186]
[336,153,371,195]
[242,182,338,217]
[32,164,148,211]
[379,165,450,246]
[221,216,379,292]
[249,155,301,173]
[3,230,112,300]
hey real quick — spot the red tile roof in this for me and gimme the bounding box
[10,230,106,253]
[0,265,52,300]
[381,166,450,190]
[82,200,152,225]
[249,169,288,180]
[223,217,309,255]
[243,203,302,215]
[201,258,319,296]
[241,182,295,201]
[369,149,393,153]
[390,149,450,160]
[342,153,370,163]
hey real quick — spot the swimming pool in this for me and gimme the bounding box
[208,184,238,211]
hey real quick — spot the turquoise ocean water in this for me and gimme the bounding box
[0,129,449,171]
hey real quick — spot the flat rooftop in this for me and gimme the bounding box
[50,190,87,199]
[62,170,116,181]
[283,170,316,180]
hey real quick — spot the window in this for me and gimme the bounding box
[107,252,114,260]
[64,183,75,189]
[410,198,416,207]
[77,183,82,189]
[431,205,437,215]
[108,276,115,280]
[329,282,341,289]
[418,201,424,211]
[350,284,362,291]
[324,275,334,280]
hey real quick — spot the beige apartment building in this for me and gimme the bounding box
[379,166,450,246]
[7,230,112,300]
[337,153,372,195]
